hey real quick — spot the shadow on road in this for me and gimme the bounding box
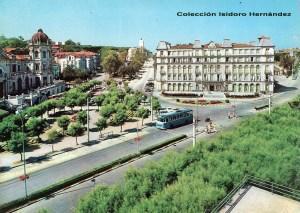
[274,83,298,93]
[0,166,11,173]
[82,140,99,146]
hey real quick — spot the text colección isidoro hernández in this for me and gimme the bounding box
[177,12,291,17]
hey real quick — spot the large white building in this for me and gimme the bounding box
[154,36,274,96]
[0,29,54,97]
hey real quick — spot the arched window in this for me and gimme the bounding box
[238,65,243,73]
[250,84,254,92]
[256,84,260,92]
[256,65,260,74]
[173,84,177,91]
[244,84,249,92]
[238,84,242,92]
[34,51,39,58]
[232,84,237,92]
[244,65,249,74]
[179,83,183,91]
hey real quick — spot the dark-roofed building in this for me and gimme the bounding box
[154,36,274,96]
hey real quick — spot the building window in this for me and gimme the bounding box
[160,51,163,56]
[35,64,39,71]
[34,51,39,58]
[42,51,47,58]
[226,57,229,62]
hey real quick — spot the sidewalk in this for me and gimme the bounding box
[0,121,153,183]
[0,104,153,183]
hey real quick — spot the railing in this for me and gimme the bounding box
[210,175,300,213]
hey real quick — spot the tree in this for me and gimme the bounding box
[57,115,70,135]
[115,103,127,112]
[65,39,77,46]
[101,104,115,119]
[7,132,28,161]
[279,54,295,75]
[95,118,107,138]
[25,117,46,141]
[0,35,27,48]
[65,96,78,112]
[47,129,60,152]
[67,122,84,145]
[77,110,88,126]
[111,110,128,132]
[77,94,87,110]
[94,95,106,111]
[41,100,56,116]
[137,108,150,126]
[56,99,66,111]
[152,97,161,113]
[102,50,122,77]
[0,120,19,144]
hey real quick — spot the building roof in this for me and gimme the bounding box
[3,48,30,61]
[170,44,193,49]
[0,48,10,60]
[32,29,50,44]
[54,50,97,58]
[157,36,274,50]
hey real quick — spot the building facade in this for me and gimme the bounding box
[154,36,274,96]
[0,29,54,97]
[54,50,98,74]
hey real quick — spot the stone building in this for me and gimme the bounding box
[0,29,54,97]
[154,36,274,96]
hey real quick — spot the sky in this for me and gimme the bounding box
[0,0,299,51]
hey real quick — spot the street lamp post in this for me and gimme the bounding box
[268,93,272,115]
[21,114,28,198]
[17,99,28,198]
[87,98,90,143]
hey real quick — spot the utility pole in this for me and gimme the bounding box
[136,121,140,153]
[87,98,90,142]
[150,95,153,121]
[19,99,28,198]
[193,117,196,148]
[268,93,272,115]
